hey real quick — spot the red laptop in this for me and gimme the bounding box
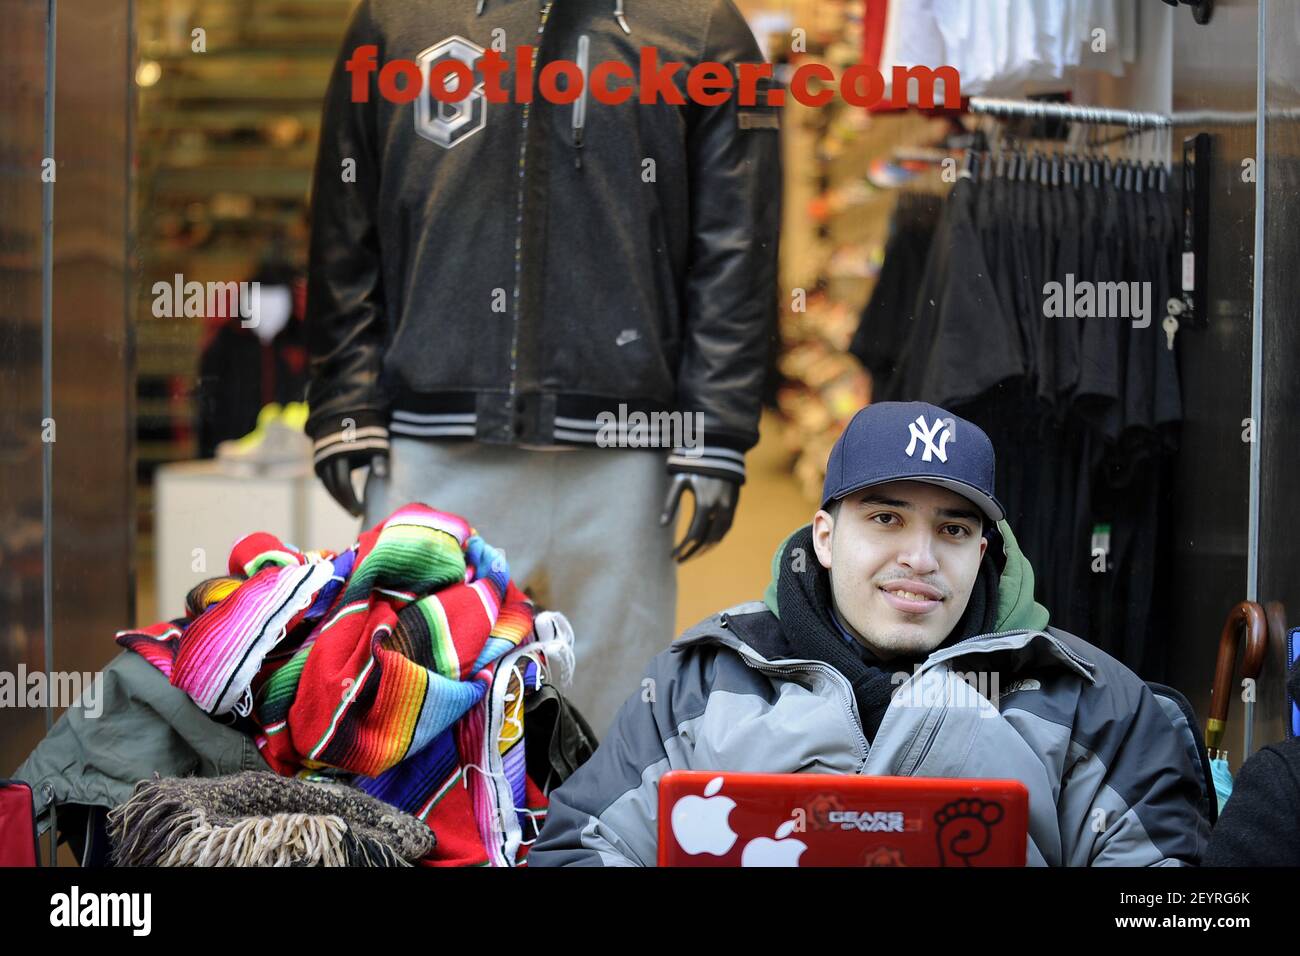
[657,771,1029,867]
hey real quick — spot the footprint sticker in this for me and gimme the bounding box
[934,798,1004,866]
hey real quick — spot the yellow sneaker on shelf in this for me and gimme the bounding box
[222,403,282,455]
[216,401,312,476]
[279,401,309,432]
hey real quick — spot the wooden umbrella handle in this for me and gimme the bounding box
[1263,601,1286,678]
[1207,601,1267,752]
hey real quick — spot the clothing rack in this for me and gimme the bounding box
[971,98,1300,128]
[968,96,1172,129]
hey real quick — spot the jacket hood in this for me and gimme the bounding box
[760,518,1050,634]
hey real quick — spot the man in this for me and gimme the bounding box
[304,0,781,735]
[530,402,1210,866]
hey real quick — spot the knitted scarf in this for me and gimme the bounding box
[117,504,551,866]
[776,524,1000,741]
[107,771,434,867]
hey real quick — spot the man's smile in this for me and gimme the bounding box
[879,579,945,615]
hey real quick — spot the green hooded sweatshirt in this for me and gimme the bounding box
[760,519,1050,633]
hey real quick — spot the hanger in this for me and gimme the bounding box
[1085,122,1099,186]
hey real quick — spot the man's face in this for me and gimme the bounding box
[811,480,989,659]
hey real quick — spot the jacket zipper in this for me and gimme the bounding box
[507,1,555,415]
[572,33,589,168]
[719,617,871,769]
[901,708,946,776]
[736,656,872,771]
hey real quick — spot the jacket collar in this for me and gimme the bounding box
[672,602,1097,686]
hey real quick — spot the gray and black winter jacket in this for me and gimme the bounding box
[530,521,1211,866]
[306,0,782,483]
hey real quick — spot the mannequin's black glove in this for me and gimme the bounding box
[659,474,739,563]
[317,451,387,518]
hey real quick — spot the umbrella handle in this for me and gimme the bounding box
[1208,601,1267,752]
[1264,601,1287,674]
[1249,601,1291,756]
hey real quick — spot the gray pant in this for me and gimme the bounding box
[364,438,677,737]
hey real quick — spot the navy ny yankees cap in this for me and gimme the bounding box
[821,402,1005,523]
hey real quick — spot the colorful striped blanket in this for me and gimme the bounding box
[117,503,564,866]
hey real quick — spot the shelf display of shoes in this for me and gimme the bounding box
[768,0,950,504]
[133,0,353,546]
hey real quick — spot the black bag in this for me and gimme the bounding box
[523,683,599,796]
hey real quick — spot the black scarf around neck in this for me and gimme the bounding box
[776,525,1000,742]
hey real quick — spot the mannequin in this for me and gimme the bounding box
[305,0,780,733]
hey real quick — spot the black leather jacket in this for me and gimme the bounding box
[306,0,782,482]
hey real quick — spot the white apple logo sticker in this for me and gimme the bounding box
[670,775,739,856]
[741,819,808,867]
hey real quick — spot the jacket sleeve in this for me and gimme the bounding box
[671,0,782,485]
[1061,671,1210,867]
[304,0,392,474]
[528,650,693,866]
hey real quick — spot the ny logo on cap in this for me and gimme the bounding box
[905,415,953,463]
